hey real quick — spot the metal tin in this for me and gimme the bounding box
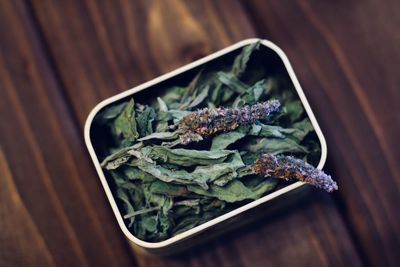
[84,38,327,255]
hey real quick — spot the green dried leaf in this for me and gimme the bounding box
[140,146,234,167]
[211,152,246,186]
[169,202,225,236]
[158,86,186,108]
[101,142,143,169]
[131,159,210,189]
[209,79,223,104]
[233,79,270,107]
[172,213,203,235]
[217,72,248,94]
[131,151,244,190]
[95,101,127,124]
[123,166,156,183]
[181,72,201,101]
[187,85,209,109]
[136,106,155,137]
[114,98,139,142]
[210,127,248,150]
[257,124,297,139]
[187,178,276,203]
[157,97,169,112]
[210,124,262,151]
[244,137,308,154]
[175,199,202,208]
[282,100,304,122]
[141,215,159,233]
[147,180,191,197]
[157,110,191,122]
[145,192,173,215]
[292,119,314,140]
[155,121,169,132]
[232,41,260,77]
[103,155,131,170]
[96,42,324,242]
[137,131,178,142]
[186,152,245,187]
[116,188,136,227]
[157,212,173,239]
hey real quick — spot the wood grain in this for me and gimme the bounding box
[23,0,363,266]
[0,149,56,267]
[0,1,136,267]
[135,193,361,267]
[243,0,400,266]
[28,0,256,126]
[2,0,397,266]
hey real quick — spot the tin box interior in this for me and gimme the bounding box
[84,39,327,255]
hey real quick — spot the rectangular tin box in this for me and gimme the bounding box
[84,38,327,255]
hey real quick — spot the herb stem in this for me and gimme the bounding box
[123,199,201,219]
[101,142,143,169]
[123,207,159,219]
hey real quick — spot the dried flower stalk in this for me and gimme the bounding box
[251,154,338,192]
[177,100,280,144]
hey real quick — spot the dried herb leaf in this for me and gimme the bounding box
[211,130,246,150]
[147,180,192,197]
[232,79,269,107]
[92,42,329,242]
[158,86,186,109]
[95,101,127,124]
[187,178,277,203]
[282,100,304,122]
[244,137,308,154]
[217,72,248,94]
[157,97,169,112]
[114,98,139,142]
[187,85,210,109]
[131,159,210,189]
[136,106,155,137]
[157,110,191,122]
[232,41,260,77]
[123,166,156,183]
[138,131,178,142]
[116,188,136,227]
[140,146,235,167]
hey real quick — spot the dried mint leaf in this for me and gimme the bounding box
[113,98,139,142]
[93,42,326,242]
[187,178,277,203]
[211,131,246,150]
[232,41,260,77]
[136,105,155,137]
[140,146,235,167]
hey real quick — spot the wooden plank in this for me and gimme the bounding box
[135,193,362,267]
[0,149,56,267]
[0,1,136,267]
[28,0,256,126]
[243,0,400,266]
[27,0,364,266]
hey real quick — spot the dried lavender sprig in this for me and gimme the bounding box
[251,154,338,192]
[177,100,280,144]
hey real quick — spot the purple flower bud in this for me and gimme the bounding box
[178,100,280,144]
[252,154,338,192]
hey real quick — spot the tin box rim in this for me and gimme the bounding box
[84,38,328,250]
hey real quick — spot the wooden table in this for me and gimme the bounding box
[1,1,399,266]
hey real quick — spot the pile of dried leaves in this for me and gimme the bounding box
[94,42,336,242]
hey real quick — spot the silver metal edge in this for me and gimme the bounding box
[84,38,328,250]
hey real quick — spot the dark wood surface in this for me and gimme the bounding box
[0,1,398,266]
